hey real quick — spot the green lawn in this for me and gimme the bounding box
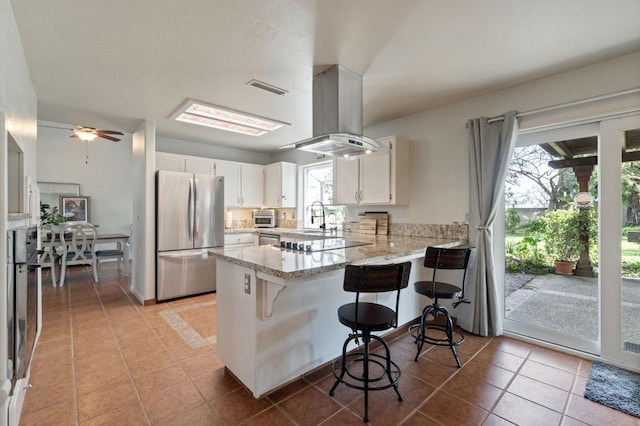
[622,239,640,257]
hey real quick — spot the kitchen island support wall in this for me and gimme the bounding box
[216,257,428,397]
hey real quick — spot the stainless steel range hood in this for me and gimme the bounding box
[281,65,380,157]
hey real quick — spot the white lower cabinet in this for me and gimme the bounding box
[333,136,409,205]
[224,232,256,248]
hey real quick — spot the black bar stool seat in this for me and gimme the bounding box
[329,262,411,423]
[338,302,396,331]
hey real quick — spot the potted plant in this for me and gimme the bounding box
[541,207,584,275]
[40,203,67,231]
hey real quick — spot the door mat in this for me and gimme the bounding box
[584,360,640,418]
[623,341,640,354]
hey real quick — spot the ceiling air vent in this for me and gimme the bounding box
[247,79,288,96]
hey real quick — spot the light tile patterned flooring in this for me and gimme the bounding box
[20,264,639,425]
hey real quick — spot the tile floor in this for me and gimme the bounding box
[20,264,639,425]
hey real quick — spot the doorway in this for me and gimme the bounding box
[503,114,640,369]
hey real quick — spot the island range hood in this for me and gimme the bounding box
[280,65,381,157]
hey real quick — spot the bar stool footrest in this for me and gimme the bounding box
[331,353,402,393]
[408,323,465,347]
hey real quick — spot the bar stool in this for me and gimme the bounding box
[329,262,411,423]
[409,247,471,367]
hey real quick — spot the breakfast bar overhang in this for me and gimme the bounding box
[209,234,466,398]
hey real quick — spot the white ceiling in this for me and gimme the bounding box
[10,0,640,153]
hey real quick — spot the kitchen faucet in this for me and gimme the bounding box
[310,201,326,229]
[326,212,338,234]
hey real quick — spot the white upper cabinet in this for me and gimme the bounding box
[240,164,265,207]
[264,162,297,208]
[215,161,264,208]
[185,158,215,175]
[156,153,215,174]
[155,152,185,172]
[333,136,410,205]
[156,153,265,207]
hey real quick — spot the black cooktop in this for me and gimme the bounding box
[276,238,372,252]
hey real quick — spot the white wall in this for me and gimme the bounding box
[36,122,133,234]
[358,50,640,225]
[157,136,272,164]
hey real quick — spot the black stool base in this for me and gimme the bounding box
[409,303,464,367]
[329,332,402,422]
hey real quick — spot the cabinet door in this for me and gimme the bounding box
[280,162,297,207]
[240,165,264,207]
[215,162,241,207]
[156,153,184,172]
[264,164,280,207]
[224,233,256,247]
[185,158,214,175]
[264,162,297,208]
[333,158,360,205]
[360,152,391,204]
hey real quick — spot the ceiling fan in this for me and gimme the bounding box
[70,125,124,142]
[38,123,125,164]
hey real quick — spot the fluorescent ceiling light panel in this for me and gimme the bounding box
[175,113,268,136]
[172,99,288,136]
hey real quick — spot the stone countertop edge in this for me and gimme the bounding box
[8,213,32,221]
[209,235,467,281]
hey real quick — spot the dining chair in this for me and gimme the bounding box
[59,223,98,286]
[39,225,60,287]
[95,224,132,279]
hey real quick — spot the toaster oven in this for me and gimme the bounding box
[253,209,276,228]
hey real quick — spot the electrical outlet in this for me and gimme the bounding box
[244,273,251,294]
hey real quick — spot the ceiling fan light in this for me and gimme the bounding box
[75,130,98,141]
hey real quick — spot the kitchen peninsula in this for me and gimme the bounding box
[209,232,466,397]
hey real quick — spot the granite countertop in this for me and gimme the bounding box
[209,232,465,281]
[8,213,31,221]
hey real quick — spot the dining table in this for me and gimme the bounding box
[40,226,131,285]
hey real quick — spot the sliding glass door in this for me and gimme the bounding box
[503,113,640,369]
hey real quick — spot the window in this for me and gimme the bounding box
[301,161,345,229]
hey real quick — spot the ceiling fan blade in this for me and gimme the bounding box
[99,134,121,142]
[98,130,124,135]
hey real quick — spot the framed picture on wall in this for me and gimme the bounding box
[60,196,90,223]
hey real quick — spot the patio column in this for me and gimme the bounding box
[573,165,596,277]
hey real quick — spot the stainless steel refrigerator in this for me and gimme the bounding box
[156,171,224,301]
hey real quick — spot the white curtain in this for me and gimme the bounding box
[459,111,518,336]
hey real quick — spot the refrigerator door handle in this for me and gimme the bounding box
[194,177,199,239]
[188,177,194,240]
[158,250,213,259]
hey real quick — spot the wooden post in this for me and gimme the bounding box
[573,165,596,277]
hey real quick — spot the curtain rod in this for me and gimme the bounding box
[481,87,640,125]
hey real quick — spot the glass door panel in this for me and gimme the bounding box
[621,132,640,354]
[503,124,600,355]
[601,115,640,367]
